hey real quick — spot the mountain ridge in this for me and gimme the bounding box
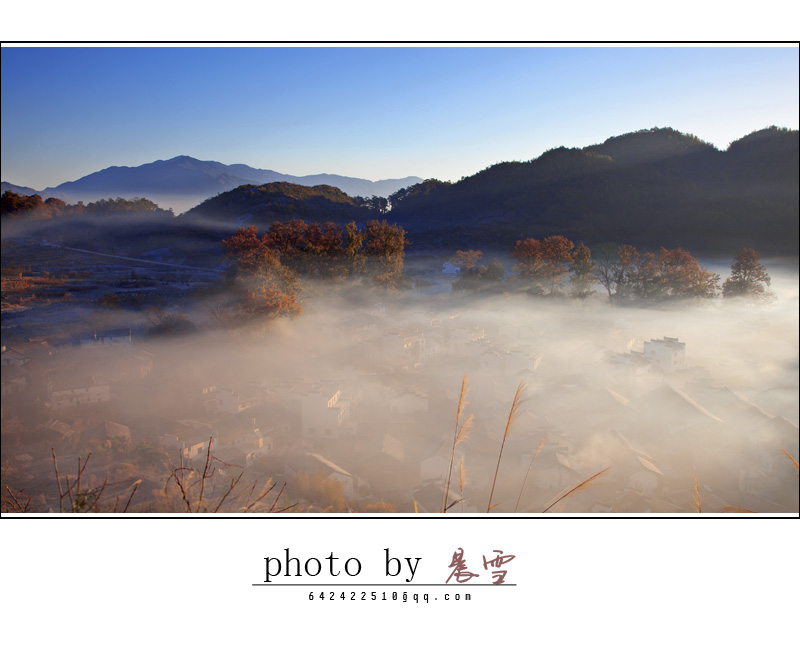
[2,156,423,213]
[386,126,799,255]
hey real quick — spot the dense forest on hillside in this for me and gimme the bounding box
[388,127,799,255]
[182,182,379,226]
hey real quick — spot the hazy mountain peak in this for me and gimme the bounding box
[11,157,422,214]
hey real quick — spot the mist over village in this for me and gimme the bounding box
[2,47,798,514]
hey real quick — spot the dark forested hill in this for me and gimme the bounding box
[388,127,799,255]
[181,182,375,226]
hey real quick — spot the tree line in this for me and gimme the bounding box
[450,237,772,303]
[219,219,409,328]
[1,191,174,219]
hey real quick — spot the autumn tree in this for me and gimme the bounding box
[484,258,507,282]
[593,243,640,305]
[722,248,772,299]
[449,250,485,292]
[220,226,302,326]
[262,219,350,279]
[511,235,574,295]
[593,242,618,301]
[343,221,366,276]
[447,250,507,293]
[621,247,719,303]
[363,219,409,291]
[449,249,484,273]
[612,244,641,303]
[592,242,638,302]
[568,243,596,300]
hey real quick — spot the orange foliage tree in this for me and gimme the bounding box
[363,219,409,291]
[568,243,596,300]
[511,235,575,294]
[722,248,772,298]
[221,226,302,326]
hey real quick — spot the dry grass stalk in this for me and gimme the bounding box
[458,459,465,513]
[52,449,64,512]
[515,437,546,513]
[198,436,214,506]
[542,467,611,513]
[121,480,141,513]
[43,440,287,514]
[212,471,245,513]
[780,448,799,473]
[52,449,105,513]
[268,481,288,513]
[721,506,756,513]
[446,498,466,511]
[2,462,32,512]
[244,479,276,512]
[692,467,702,513]
[443,375,473,513]
[487,381,526,512]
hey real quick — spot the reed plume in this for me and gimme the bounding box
[443,375,472,513]
[692,467,702,513]
[487,381,526,512]
[542,467,610,513]
[780,448,799,472]
[514,436,545,513]
[458,459,465,513]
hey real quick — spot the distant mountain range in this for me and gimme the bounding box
[1,156,423,213]
[3,127,797,257]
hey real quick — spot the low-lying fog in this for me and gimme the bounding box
[2,237,797,513]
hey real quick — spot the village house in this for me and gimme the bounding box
[609,351,654,376]
[47,370,111,409]
[214,387,264,414]
[643,336,686,372]
[160,421,216,461]
[419,436,462,486]
[300,382,351,439]
[217,420,275,466]
[80,328,132,348]
[1,366,27,397]
[84,420,132,444]
[1,341,53,367]
[36,418,76,445]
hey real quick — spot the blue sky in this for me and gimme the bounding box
[1,45,798,189]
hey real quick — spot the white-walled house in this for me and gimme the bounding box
[420,437,462,485]
[215,388,263,414]
[300,383,351,439]
[47,371,110,409]
[643,337,686,372]
[80,329,132,348]
[230,427,274,464]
